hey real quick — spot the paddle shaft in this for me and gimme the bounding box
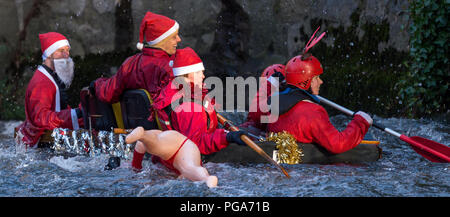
[317,95,400,134]
[117,127,266,140]
[113,128,131,134]
[316,95,450,162]
[217,114,290,178]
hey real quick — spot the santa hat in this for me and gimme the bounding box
[136,11,179,50]
[171,47,204,76]
[39,32,70,60]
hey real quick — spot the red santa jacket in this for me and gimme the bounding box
[93,48,175,105]
[151,80,229,155]
[17,66,82,147]
[241,76,278,130]
[267,88,370,154]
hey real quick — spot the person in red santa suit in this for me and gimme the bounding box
[16,32,83,148]
[88,12,181,169]
[240,64,286,132]
[266,53,373,154]
[89,11,181,115]
[130,47,248,171]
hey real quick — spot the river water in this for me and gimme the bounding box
[0,114,449,197]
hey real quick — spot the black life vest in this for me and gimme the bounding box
[268,85,320,115]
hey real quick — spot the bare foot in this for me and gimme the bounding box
[206,176,218,188]
[125,127,144,144]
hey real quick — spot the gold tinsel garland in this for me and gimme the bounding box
[266,131,304,164]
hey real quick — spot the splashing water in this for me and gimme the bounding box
[0,115,448,197]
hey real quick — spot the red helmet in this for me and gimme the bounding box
[285,54,323,90]
[261,64,286,78]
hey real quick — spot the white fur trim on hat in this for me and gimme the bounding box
[148,21,179,45]
[42,39,70,60]
[172,62,204,76]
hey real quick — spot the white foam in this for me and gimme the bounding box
[0,120,22,137]
[49,154,109,172]
[50,156,86,172]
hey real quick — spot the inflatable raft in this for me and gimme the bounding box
[14,89,382,164]
[13,89,382,164]
[204,139,381,164]
[77,89,382,164]
[30,129,381,165]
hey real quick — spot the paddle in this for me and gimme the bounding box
[316,95,450,163]
[216,113,291,178]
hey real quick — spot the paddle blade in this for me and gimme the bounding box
[400,135,450,163]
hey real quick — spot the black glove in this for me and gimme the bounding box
[226,131,248,146]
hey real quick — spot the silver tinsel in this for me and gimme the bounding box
[51,128,135,159]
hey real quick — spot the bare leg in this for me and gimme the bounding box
[126,126,145,144]
[126,128,218,187]
[127,127,146,171]
[173,139,218,188]
[126,127,173,158]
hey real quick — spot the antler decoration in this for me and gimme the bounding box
[302,26,326,57]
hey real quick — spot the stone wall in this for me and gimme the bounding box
[0,0,410,75]
[0,0,412,119]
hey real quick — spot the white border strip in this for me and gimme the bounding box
[70,109,80,130]
[37,66,60,112]
[42,39,70,60]
[172,62,204,76]
[148,21,179,45]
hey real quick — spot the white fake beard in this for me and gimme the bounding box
[54,57,74,88]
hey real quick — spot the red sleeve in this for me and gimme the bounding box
[306,105,370,154]
[171,102,229,155]
[27,83,75,130]
[94,54,173,103]
[94,56,137,103]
